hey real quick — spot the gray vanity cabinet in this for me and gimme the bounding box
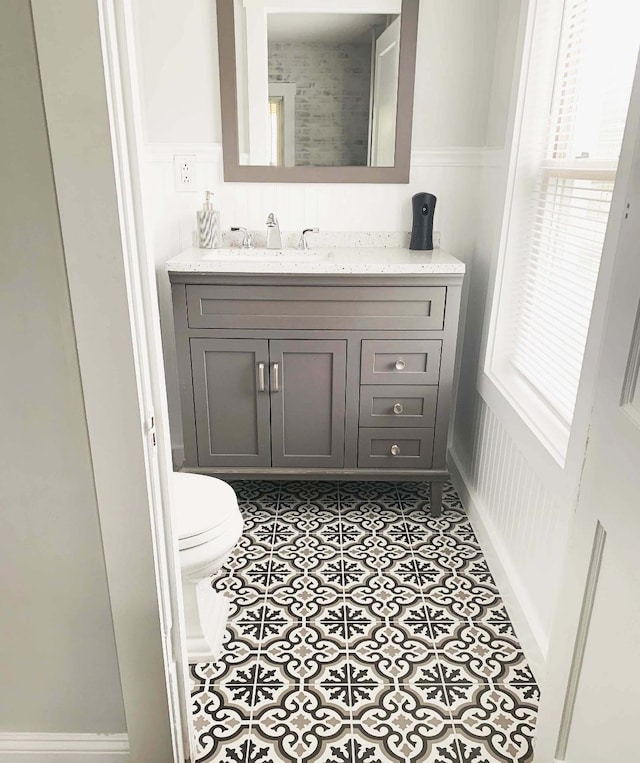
[189,336,346,468]
[170,270,463,516]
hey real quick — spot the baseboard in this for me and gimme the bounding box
[448,447,548,683]
[0,733,129,761]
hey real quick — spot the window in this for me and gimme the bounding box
[488,0,639,454]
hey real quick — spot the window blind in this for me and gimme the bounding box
[511,0,639,424]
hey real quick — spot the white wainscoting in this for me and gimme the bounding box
[450,393,572,683]
[0,733,129,762]
[142,143,489,256]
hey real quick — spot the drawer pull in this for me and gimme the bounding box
[390,444,401,456]
[395,359,406,371]
[393,402,404,415]
[258,362,265,392]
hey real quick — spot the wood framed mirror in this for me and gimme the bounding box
[216,0,419,183]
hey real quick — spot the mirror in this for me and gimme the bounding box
[217,0,419,183]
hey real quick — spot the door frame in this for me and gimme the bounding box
[31,0,192,760]
[370,16,401,167]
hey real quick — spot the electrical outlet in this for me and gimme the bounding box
[433,230,441,249]
[174,154,196,192]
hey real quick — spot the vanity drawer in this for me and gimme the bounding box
[360,340,441,385]
[359,385,437,428]
[358,427,434,468]
[185,285,446,330]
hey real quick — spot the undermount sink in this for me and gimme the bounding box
[202,248,331,261]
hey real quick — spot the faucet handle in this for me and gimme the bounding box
[298,227,320,250]
[231,226,253,249]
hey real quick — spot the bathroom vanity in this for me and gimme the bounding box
[167,246,464,516]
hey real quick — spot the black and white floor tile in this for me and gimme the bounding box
[190,481,538,762]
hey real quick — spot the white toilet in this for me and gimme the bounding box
[172,472,243,662]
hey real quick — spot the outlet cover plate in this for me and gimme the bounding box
[174,154,197,192]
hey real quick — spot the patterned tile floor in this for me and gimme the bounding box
[189,481,538,763]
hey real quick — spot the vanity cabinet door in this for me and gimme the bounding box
[269,339,347,468]
[191,338,271,467]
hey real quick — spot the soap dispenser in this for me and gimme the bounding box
[197,191,220,249]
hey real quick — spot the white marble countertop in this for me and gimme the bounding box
[166,247,465,275]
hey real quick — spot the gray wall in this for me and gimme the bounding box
[0,0,126,733]
[268,41,372,166]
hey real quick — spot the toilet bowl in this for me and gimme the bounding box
[172,472,243,662]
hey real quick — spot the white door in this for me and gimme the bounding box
[370,16,400,167]
[534,57,640,762]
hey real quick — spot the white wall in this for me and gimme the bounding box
[0,0,126,734]
[132,0,502,449]
[451,0,523,471]
[133,0,221,143]
[485,0,521,147]
[413,0,499,147]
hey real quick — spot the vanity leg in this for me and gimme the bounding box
[430,481,443,518]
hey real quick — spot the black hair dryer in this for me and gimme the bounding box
[409,192,437,250]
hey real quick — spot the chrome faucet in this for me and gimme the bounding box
[298,227,319,250]
[266,213,282,249]
[231,226,253,248]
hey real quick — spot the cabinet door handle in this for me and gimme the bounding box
[390,444,401,456]
[272,362,280,392]
[393,402,404,415]
[258,362,265,392]
[395,359,406,371]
